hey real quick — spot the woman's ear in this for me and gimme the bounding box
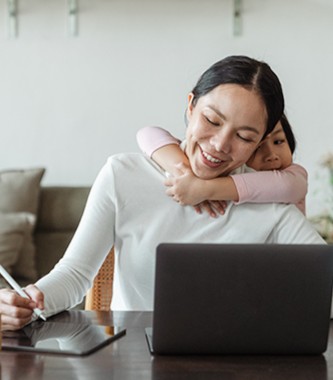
[187,93,195,119]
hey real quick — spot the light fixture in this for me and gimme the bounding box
[7,0,17,38]
[233,0,242,37]
[68,0,78,37]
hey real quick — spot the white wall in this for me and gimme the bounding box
[0,0,332,216]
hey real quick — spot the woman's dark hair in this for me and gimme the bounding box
[280,113,296,154]
[191,55,285,138]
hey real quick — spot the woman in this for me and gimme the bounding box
[0,55,324,330]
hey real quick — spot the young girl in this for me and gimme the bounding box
[136,114,307,216]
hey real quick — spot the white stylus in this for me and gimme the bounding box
[0,265,47,321]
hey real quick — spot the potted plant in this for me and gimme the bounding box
[310,153,333,243]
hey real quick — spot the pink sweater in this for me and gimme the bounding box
[136,126,307,214]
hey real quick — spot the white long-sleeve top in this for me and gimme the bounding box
[36,153,325,316]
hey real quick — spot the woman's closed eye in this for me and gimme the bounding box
[203,111,259,144]
[237,133,254,143]
[204,115,220,127]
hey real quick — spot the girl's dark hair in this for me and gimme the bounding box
[191,55,285,138]
[280,113,296,154]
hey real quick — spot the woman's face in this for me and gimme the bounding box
[246,121,293,171]
[185,84,267,179]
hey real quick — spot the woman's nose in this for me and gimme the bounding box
[210,128,232,154]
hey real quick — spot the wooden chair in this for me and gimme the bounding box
[85,247,115,311]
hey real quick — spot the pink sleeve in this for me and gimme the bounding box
[230,164,308,214]
[136,126,181,157]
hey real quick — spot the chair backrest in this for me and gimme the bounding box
[85,247,115,311]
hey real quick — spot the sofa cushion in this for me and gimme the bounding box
[37,187,90,231]
[0,168,45,214]
[0,168,45,284]
[0,212,35,286]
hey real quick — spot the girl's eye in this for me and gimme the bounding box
[274,139,285,145]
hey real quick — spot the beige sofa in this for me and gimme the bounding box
[0,167,90,295]
[34,186,90,280]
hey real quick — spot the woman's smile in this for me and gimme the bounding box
[200,146,225,167]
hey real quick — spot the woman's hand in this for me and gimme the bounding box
[164,162,228,217]
[193,200,228,218]
[0,285,45,331]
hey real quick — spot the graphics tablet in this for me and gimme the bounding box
[2,310,126,356]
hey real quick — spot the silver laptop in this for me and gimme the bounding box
[146,243,333,355]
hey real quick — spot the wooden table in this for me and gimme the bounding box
[1,310,333,380]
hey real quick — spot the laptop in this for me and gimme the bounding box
[146,243,333,355]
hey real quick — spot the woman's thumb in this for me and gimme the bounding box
[25,284,45,310]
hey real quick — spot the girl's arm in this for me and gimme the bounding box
[231,164,307,204]
[231,164,308,214]
[166,164,308,215]
[164,164,239,205]
[136,127,308,213]
[136,126,185,176]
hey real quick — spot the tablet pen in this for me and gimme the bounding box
[0,265,47,321]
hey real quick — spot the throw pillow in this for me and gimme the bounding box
[0,212,35,287]
[0,167,45,283]
[0,167,45,214]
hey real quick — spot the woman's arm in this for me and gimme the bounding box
[32,159,117,319]
[0,155,118,330]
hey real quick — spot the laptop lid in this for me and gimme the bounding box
[149,243,333,355]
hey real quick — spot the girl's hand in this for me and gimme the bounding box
[164,162,228,217]
[0,285,44,331]
[164,162,208,205]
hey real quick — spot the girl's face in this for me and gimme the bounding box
[246,122,292,171]
[185,84,267,179]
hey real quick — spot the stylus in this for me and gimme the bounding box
[0,265,47,321]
